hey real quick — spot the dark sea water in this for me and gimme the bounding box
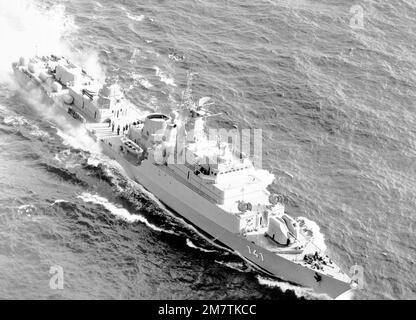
[0,0,415,300]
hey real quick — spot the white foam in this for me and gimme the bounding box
[77,192,176,235]
[53,153,62,163]
[117,178,230,249]
[16,88,101,154]
[126,12,144,22]
[28,124,50,139]
[55,127,101,154]
[54,149,82,169]
[131,73,153,89]
[51,199,69,205]
[186,239,218,253]
[3,115,49,138]
[257,275,331,300]
[86,153,105,167]
[138,77,153,89]
[168,54,184,62]
[214,260,247,273]
[17,204,36,215]
[3,115,29,126]
[102,168,233,253]
[154,66,176,87]
[298,216,327,252]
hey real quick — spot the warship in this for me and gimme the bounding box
[12,55,354,299]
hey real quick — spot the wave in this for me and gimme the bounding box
[53,149,84,169]
[3,115,51,140]
[137,78,153,89]
[83,162,235,254]
[13,130,32,142]
[117,5,127,12]
[126,12,144,22]
[129,72,153,89]
[256,275,331,300]
[38,162,88,186]
[214,260,248,273]
[168,53,185,62]
[298,216,327,252]
[154,66,176,87]
[17,204,36,216]
[50,199,69,205]
[53,149,68,163]
[3,115,29,126]
[77,192,177,235]
[55,127,101,154]
[98,161,237,254]
[28,126,50,139]
[0,126,18,136]
[186,239,218,253]
[86,153,105,167]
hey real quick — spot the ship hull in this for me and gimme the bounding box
[99,141,352,299]
[12,64,352,299]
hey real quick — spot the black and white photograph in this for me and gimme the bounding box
[0,0,414,307]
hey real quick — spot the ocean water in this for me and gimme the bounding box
[0,0,415,300]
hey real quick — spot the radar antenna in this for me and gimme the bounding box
[177,71,220,119]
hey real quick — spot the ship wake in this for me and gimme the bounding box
[257,275,332,300]
[77,192,178,235]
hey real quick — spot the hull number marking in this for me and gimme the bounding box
[247,245,264,261]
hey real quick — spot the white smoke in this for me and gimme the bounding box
[0,0,109,152]
[257,275,332,300]
[71,49,107,84]
[0,0,106,84]
[20,87,102,154]
[0,0,74,83]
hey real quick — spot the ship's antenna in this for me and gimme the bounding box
[180,70,199,111]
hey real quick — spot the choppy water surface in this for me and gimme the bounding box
[0,0,415,299]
